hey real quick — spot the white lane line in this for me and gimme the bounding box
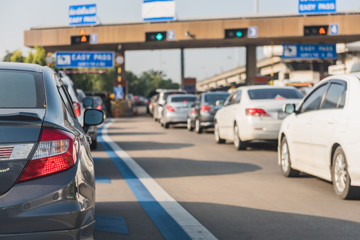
[102,120,217,240]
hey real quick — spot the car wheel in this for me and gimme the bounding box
[195,119,202,134]
[280,136,299,177]
[90,139,97,150]
[187,118,193,131]
[332,146,360,199]
[233,124,247,150]
[214,121,225,144]
[164,122,169,129]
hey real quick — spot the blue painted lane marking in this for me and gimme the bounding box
[93,157,103,162]
[95,176,111,184]
[95,214,129,235]
[98,125,192,240]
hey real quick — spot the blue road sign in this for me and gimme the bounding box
[249,26,258,38]
[114,86,124,100]
[329,24,339,35]
[299,0,336,14]
[56,52,114,68]
[282,44,337,59]
[90,34,98,44]
[69,4,97,26]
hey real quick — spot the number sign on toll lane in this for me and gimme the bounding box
[282,44,337,60]
[56,52,114,68]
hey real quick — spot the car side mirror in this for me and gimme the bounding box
[83,97,94,108]
[216,100,225,107]
[283,103,296,114]
[83,109,105,132]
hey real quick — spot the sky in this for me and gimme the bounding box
[0,0,359,84]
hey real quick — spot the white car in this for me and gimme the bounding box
[278,73,360,199]
[214,85,303,150]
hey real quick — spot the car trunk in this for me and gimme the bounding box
[248,99,301,120]
[0,109,45,196]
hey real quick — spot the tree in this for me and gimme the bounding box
[3,51,13,62]
[128,70,179,97]
[10,50,25,63]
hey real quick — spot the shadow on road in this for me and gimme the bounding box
[133,157,261,178]
[114,141,194,151]
[94,201,360,240]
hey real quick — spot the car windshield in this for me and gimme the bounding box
[204,93,230,104]
[171,96,197,102]
[0,70,45,108]
[247,88,303,100]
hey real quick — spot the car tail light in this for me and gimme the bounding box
[246,108,270,117]
[167,105,175,112]
[73,102,81,117]
[201,105,211,112]
[191,109,196,114]
[18,128,78,183]
[96,105,102,110]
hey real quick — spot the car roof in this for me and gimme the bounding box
[0,62,43,72]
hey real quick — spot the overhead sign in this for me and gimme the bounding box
[282,44,337,59]
[69,4,97,26]
[56,52,114,68]
[142,0,175,22]
[299,0,336,14]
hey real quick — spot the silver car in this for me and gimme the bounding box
[214,85,303,150]
[153,89,186,122]
[161,94,197,128]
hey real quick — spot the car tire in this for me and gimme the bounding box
[195,119,202,134]
[214,121,225,144]
[332,146,360,199]
[90,139,97,150]
[164,122,169,129]
[233,124,247,150]
[280,136,299,177]
[187,118,194,131]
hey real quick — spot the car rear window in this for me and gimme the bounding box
[162,91,185,100]
[247,88,303,100]
[0,70,45,108]
[204,93,230,104]
[171,97,197,102]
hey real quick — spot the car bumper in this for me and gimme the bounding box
[240,118,282,141]
[0,221,95,240]
[0,163,95,237]
[165,112,188,123]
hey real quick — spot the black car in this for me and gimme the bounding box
[0,63,104,239]
[187,91,230,133]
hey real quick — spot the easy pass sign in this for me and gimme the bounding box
[56,52,114,68]
[299,0,336,14]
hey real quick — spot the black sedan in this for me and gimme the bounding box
[0,63,104,239]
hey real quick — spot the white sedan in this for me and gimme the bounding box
[214,85,303,150]
[278,73,360,199]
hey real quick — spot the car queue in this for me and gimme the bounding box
[150,74,360,200]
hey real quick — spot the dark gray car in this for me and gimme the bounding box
[0,63,104,239]
[187,91,230,133]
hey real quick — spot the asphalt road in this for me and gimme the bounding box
[93,116,360,240]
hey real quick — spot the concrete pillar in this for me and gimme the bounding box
[180,48,185,90]
[246,45,257,86]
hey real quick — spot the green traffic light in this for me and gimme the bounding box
[156,33,164,41]
[236,31,243,38]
